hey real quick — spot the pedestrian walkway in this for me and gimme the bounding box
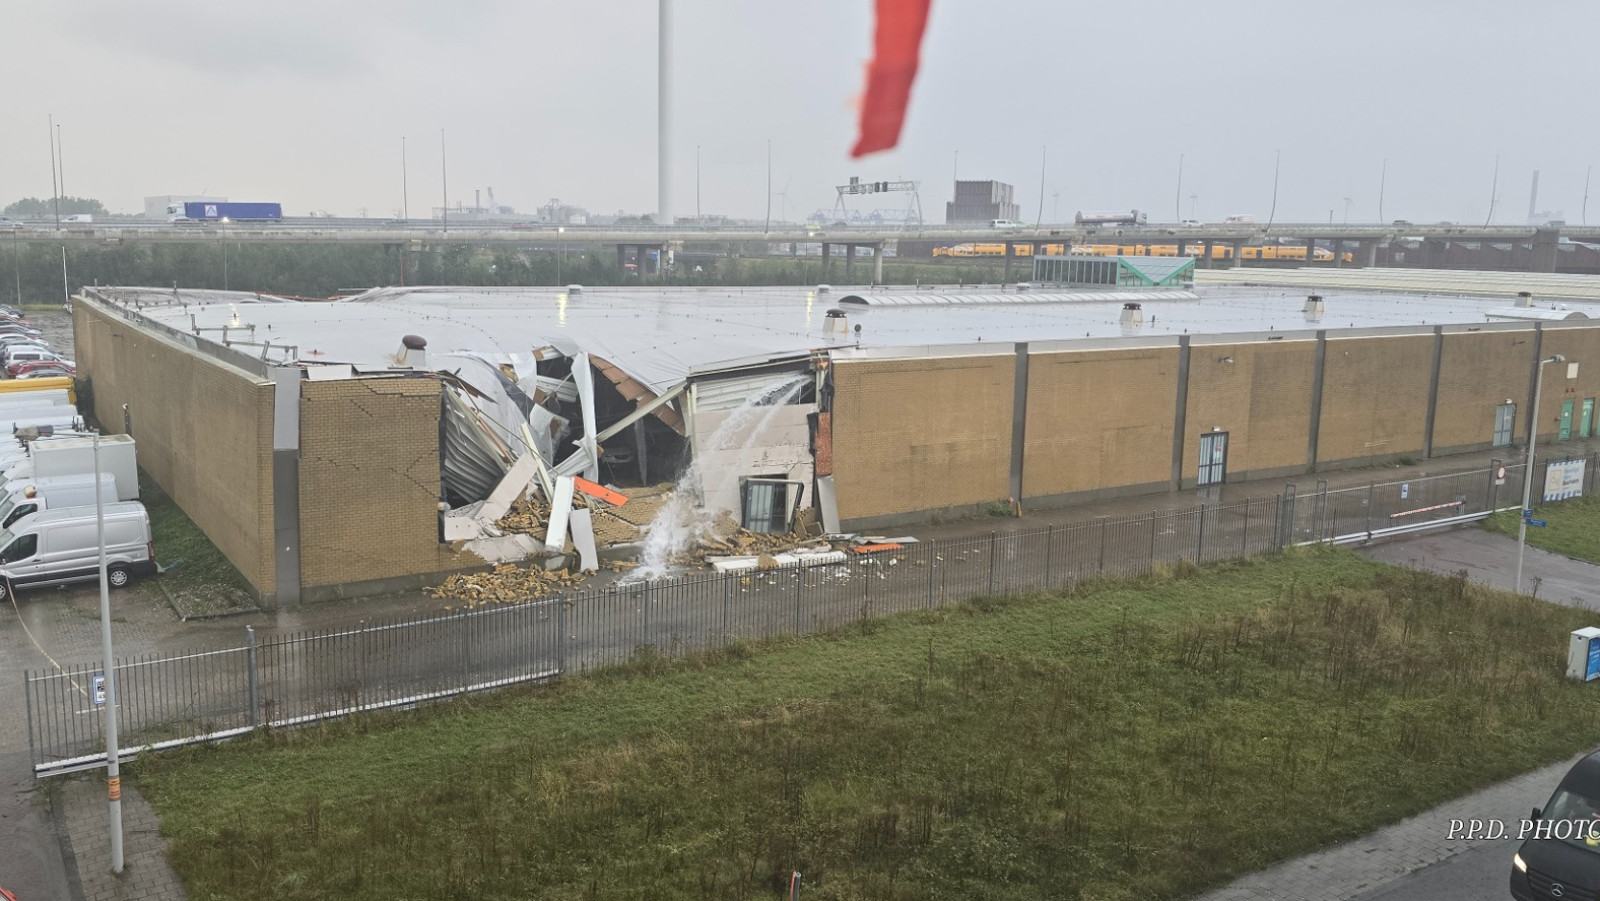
[1197,752,1583,901]
[55,775,186,901]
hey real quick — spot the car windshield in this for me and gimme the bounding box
[1542,788,1600,853]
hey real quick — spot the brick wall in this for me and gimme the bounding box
[1183,340,1317,481]
[1433,329,1535,455]
[1023,347,1178,497]
[1316,335,1434,465]
[297,377,467,589]
[832,355,1013,522]
[1539,327,1600,445]
[73,301,277,596]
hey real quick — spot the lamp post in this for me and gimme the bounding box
[1517,353,1566,593]
[94,431,124,872]
[11,225,19,306]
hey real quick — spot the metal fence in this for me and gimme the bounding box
[27,455,1578,776]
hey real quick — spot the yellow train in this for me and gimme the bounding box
[932,242,1353,263]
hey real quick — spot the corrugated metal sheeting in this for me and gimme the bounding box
[1195,267,1600,301]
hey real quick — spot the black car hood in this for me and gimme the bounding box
[1520,835,1600,889]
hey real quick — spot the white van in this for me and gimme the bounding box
[0,502,156,599]
[0,473,118,528]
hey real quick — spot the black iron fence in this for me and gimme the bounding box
[29,456,1577,776]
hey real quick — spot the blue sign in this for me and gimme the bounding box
[1586,639,1600,682]
[1527,519,1548,527]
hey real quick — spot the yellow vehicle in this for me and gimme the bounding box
[932,242,1352,262]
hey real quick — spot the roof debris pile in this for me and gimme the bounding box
[428,563,586,607]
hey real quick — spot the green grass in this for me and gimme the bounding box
[132,550,1600,900]
[1485,495,1600,564]
[139,471,255,613]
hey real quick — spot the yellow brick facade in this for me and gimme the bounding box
[74,303,278,595]
[1023,347,1178,497]
[831,355,1013,521]
[1316,335,1434,465]
[1433,329,1535,454]
[1183,340,1317,481]
[297,378,469,589]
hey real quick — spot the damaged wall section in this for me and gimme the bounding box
[298,376,482,599]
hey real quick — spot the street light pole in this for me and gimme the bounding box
[95,431,124,873]
[1517,354,1566,593]
[556,226,565,285]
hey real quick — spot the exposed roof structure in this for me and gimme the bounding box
[1195,266,1600,300]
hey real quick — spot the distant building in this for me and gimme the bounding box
[946,180,1019,224]
[144,195,226,220]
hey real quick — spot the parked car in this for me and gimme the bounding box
[14,367,75,380]
[1,348,68,370]
[0,325,43,339]
[1511,749,1600,899]
[7,359,74,378]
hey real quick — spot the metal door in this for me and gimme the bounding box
[1582,398,1595,439]
[1560,398,1575,441]
[1493,403,1515,447]
[1198,432,1228,486]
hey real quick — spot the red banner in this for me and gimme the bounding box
[851,0,933,158]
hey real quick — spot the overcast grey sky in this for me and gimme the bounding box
[4,0,1597,224]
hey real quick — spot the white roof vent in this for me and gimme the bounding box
[1516,291,1533,308]
[1303,294,1325,316]
[1119,301,1144,327]
[566,284,584,295]
[816,284,831,294]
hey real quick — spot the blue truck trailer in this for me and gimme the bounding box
[166,202,282,222]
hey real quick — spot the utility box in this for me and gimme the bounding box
[1568,627,1600,682]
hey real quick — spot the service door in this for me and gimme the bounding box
[1198,432,1228,487]
[1560,398,1575,441]
[1582,398,1595,439]
[1493,403,1516,447]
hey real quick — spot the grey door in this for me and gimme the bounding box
[1493,402,1516,447]
[1198,432,1228,487]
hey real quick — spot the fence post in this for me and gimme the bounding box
[1489,457,1500,512]
[644,581,653,650]
[556,601,568,675]
[926,541,936,608]
[1098,518,1107,575]
[1241,503,1250,557]
[1044,524,1055,591]
[1365,482,1375,536]
[721,573,733,644]
[1272,493,1283,550]
[987,531,998,596]
[797,568,806,633]
[1148,513,1158,569]
[1195,504,1206,563]
[24,672,36,769]
[246,625,259,730]
[356,620,368,711]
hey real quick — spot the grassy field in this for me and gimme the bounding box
[132,550,1600,901]
[1485,495,1600,565]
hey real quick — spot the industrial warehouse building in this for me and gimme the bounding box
[72,275,1600,607]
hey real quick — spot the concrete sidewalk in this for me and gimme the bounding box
[1197,753,1583,901]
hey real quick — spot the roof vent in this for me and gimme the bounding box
[1303,294,1325,316]
[815,284,831,294]
[1016,282,1031,293]
[1119,302,1144,327]
[566,284,584,295]
[399,334,427,369]
[1516,291,1533,308]
[824,308,850,335]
